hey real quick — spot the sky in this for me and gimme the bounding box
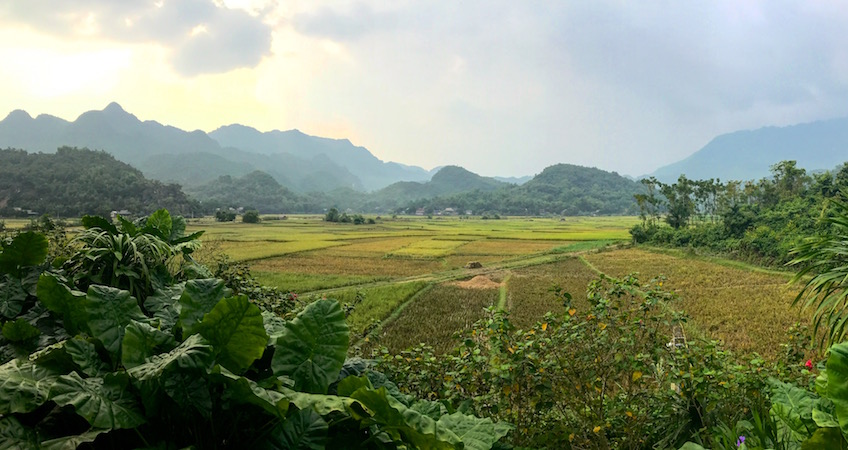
[2,1,848,178]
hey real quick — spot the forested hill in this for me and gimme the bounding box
[0,147,196,217]
[185,171,302,213]
[399,164,641,215]
[367,165,508,209]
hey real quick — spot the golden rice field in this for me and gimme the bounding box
[188,215,813,361]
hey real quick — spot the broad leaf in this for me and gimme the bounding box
[801,427,848,450]
[198,295,268,374]
[272,299,349,394]
[65,336,106,377]
[50,372,146,430]
[128,334,214,383]
[678,444,708,450]
[117,215,137,236]
[0,275,27,318]
[0,232,48,273]
[436,411,513,450]
[169,215,186,242]
[178,278,230,337]
[81,215,118,235]
[262,310,287,340]
[144,284,184,331]
[337,375,372,398]
[2,318,40,342]
[769,378,817,442]
[0,416,39,450]
[122,320,177,369]
[215,367,289,418]
[0,359,58,414]
[37,274,87,335]
[828,342,848,437]
[162,371,213,418]
[261,408,328,450]
[41,428,109,450]
[84,285,145,362]
[350,387,460,449]
[281,388,361,417]
[146,209,172,240]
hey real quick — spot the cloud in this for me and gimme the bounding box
[0,0,272,75]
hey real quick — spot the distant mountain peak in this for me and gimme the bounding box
[103,102,126,114]
[4,109,32,121]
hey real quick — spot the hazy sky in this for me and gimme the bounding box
[2,1,848,177]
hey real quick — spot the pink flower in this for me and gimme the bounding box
[805,359,813,369]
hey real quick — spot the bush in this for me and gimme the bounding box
[242,210,260,223]
[215,210,236,222]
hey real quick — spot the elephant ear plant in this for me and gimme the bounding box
[0,212,511,449]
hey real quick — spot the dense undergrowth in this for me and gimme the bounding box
[0,210,511,449]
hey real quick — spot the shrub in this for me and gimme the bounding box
[214,210,236,222]
[242,210,260,223]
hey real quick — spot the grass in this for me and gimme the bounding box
[387,239,471,258]
[505,258,598,329]
[322,281,431,340]
[585,247,806,359]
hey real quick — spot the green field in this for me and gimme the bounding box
[189,215,807,359]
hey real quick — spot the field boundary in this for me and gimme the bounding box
[350,282,435,349]
[638,245,795,279]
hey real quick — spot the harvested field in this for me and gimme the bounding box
[585,248,805,358]
[251,253,446,278]
[452,275,502,289]
[506,258,598,329]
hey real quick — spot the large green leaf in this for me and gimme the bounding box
[261,408,328,450]
[178,278,230,337]
[350,387,461,449]
[81,215,118,235]
[272,299,349,394]
[128,334,215,383]
[214,367,290,418]
[122,320,177,369]
[0,358,58,414]
[262,310,287,340]
[2,318,40,342]
[50,372,146,430]
[84,285,145,362]
[829,342,848,438]
[281,387,361,417]
[802,427,848,450]
[0,232,48,273]
[436,411,513,450]
[0,275,27,318]
[144,283,184,331]
[162,371,213,418]
[65,336,107,377]
[0,416,39,450]
[145,209,172,240]
[37,274,87,335]
[41,428,109,450]
[198,295,268,374]
[770,378,818,442]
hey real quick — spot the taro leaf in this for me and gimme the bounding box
[169,215,186,242]
[813,408,839,428]
[81,216,118,235]
[0,416,39,450]
[0,231,48,273]
[117,215,137,236]
[122,321,177,369]
[145,283,185,332]
[262,310,287,341]
[28,340,76,374]
[261,408,328,450]
[41,428,109,450]
[145,209,172,240]
[128,334,214,383]
[281,387,361,417]
[2,318,40,342]
[337,375,372,398]
[272,299,348,394]
[0,274,27,319]
[678,444,708,450]
[50,372,145,430]
[366,370,412,406]
[817,372,829,397]
[162,371,213,418]
[801,427,848,450]
[197,295,268,374]
[435,411,513,450]
[84,285,145,362]
[178,278,230,337]
[412,400,448,421]
[828,342,848,438]
[37,274,87,335]
[65,336,107,377]
[214,367,289,418]
[350,387,460,449]
[769,377,818,442]
[0,358,59,414]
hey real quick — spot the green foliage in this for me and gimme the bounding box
[0,147,196,217]
[215,210,237,222]
[0,213,507,449]
[242,209,261,223]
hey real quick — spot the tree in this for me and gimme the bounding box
[324,208,340,222]
[215,210,236,222]
[242,210,261,223]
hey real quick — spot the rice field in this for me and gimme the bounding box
[187,215,812,361]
